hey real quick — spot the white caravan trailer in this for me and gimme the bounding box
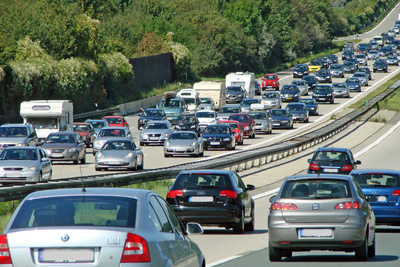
[20,100,73,143]
[192,81,226,110]
[225,72,256,98]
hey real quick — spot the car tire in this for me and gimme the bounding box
[164,153,170,158]
[38,172,42,182]
[368,233,376,258]
[81,153,86,164]
[95,167,103,171]
[282,249,292,258]
[355,235,368,261]
[137,157,144,170]
[48,170,52,180]
[199,150,204,157]
[269,241,282,262]
[232,210,244,234]
[73,157,79,165]
[244,208,255,231]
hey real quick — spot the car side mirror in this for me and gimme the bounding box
[42,157,50,162]
[186,223,203,235]
[355,160,361,165]
[269,195,276,203]
[307,159,312,163]
[246,184,255,191]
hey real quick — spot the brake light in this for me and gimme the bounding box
[166,190,183,198]
[392,190,400,196]
[309,163,320,171]
[270,203,298,210]
[334,202,361,209]
[120,233,150,263]
[341,165,353,171]
[0,235,11,264]
[219,190,238,198]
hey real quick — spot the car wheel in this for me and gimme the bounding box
[290,122,293,129]
[38,172,42,182]
[137,157,144,170]
[355,235,368,261]
[139,142,144,146]
[232,209,244,234]
[48,170,52,180]
[368,233,376,258]
[305,117,309,123]
[231,142,236,150]
[199,150,204,157]
[244,208,255,231]
[269,241,282,262]
[164,153,170,158]
[73,157,79,164]
[95,167,103,171]
[330,99,334,104]
[80,153,86,164]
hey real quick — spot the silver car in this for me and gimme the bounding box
[139,120,174,146]
[261,91,281,109]
[199,97,216,110]
[0,147,51,183]
[95,139,144,171]
[367,50,380,60]
[291,80,308,95]
[268,174,376,261]
[352,72,369,86]
[84,119,109,135]
[93,127,133,155]
[42,132,86,164]
[0,124,38,151]
[217,104,241,120]
[248,111,272,134]
[196,110,219,133]
[0,188,205,266]
[355,54,368,66]
[164,131,204,157]
[332,82,350,98]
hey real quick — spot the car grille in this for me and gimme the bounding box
[148,134,161,137]
[50,149,65,153]
[3,167,23,171]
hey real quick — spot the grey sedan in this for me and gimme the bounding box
[95,139,143,171]
[42,132,86,164]
[1,188,205,266]
[140,120,174,146]
[268,174,376,261]
[261,91,281,109]
[93,127,133,155]
[0,147,52,183]
[352,72,369,86]
[332,82,350,98]
[164,131,204,157]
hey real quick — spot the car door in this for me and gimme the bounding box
[27,125,38,146]
[75,133,85,159]
[39,148,51,179]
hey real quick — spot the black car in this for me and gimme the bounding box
[315,69,332,83]
[137,108,166,130]
[269,109,293,129]
[293,64,309,78]
[254,80,261,95]
[225,85,246,104]
[175,114,200,135]
[373,59,388,73]
[343,61,357,73]
[280,84,300,102]
[302,75,317,91]
[326,54,338,64]
[357,43,371,54]
[312,84,334,104]
[166,169,255,234]
[342,50,354,60]
[201,124,236,150]
[307,147,361,174]
[317,57,329,69]
[378,46,393,56]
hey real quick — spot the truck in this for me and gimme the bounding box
[225,72,256,99]
[20,100,73,143]
[192,81,226,110]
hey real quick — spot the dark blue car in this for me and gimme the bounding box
[351,169,400,226]
[280,85,300,102]
[202,124,236,150]
[269,109,293,129]
[299,98,319,116]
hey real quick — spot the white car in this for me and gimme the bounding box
[195,110,219,132]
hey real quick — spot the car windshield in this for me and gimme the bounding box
[333,83,346,88]
[240,99,259,106]
[10,196,137,229]
[248,112,266,119]
[220,107,240,113]
[299,99,315,105]
[343,62,354,66]
[200,98,212,104]
[86,121,106,129]
[262,93,279,99]
[310,60,319,65]
[303,76,315,82]
[219,122,239,129]
[295,65,307,70]
[280,179,352,199]
[196,112,214,118]
[329,65,342,69]
[104,117,122,124]
[226,86,242,92]
[313,151,349,162]
[315,87,331,93]
[45,134,75,143]
[183,98,195,104]
[144,123,168,130]
[352,173,400,188]
[287,105,304,111]
[282,85,298,91]
[353,73,364,78]
[204,126,230,134]
[229,115,250,123]
[346,78,359,83]
[144,109,162,116]
[174,173,230,189]
[264,75,277,80]
[102,141,135,150]
[169,133,197,140]
[0,127,27,138]
[292,80,305,85]
[177,116,195,123]
[73,125,90,132]
[317,70,329,75]
[0,149,38,160]
[98,129,126,137]
[270,110,287,116]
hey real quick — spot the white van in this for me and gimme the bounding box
[193,82,226,110]
[177,88,200,114]
[225,72,255,98]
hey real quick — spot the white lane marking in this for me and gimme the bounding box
[253,187,280,200]
[354,119,400,158]
[207,256,242,267]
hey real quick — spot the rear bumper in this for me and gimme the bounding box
[173,206,241,226]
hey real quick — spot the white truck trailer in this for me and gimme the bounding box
[192,81,226,110]
[20,100,73,143]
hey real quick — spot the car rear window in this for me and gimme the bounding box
[352,173,399,188]
[281,179,352,199]
[174,174,230,189]
[313,151,349,162]
[10,196,137,229]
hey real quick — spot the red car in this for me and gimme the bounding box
[227,114,255,138]
[102,116,129,128]
[73,122,95,147]
[261,73,280,90]
[217,120,244,145]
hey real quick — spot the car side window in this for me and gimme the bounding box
[39,149,47,159]
[148,196,172,233]
[353,178,365,198]
[156,196,184,235]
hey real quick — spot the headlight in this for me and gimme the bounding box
[96,152,103,158]
[310,107,315,110]
[26,166,38,171]
[175,125,181,129]
[138,119,143,123]
[234,133,239,136]
[191,125,196,128]
[238,94,243,97]
[124,152,134,159]
[165,141,171,146]
[282,120,289,122]
[94,141,100,146]
[223,138,231,141]
[68,147,77,153]
[191,141,196,147]
[294,94,299,97]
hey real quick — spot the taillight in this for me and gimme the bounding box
[392,190,400,196]
[270,203,298,210]
[166,190,183,199]
[0,235,12,264]
[334,202,361,210]
[341,165,353,171]
[120,233,150,263]
[309,163,319,171]
[219,190,238,198]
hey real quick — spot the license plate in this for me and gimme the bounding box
[149,137,159,141]
[50,154,64,158]
[210,142,220,145]
[5,173,20,178]
[39,248,94,263]
[323,168,338,173]
[272,123,280,126]
[377,196,387,202]
[299,229,333,238]
[189,196,214,202]
[286,97,292,100]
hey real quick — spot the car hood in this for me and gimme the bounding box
[95,136,129,142]
[0,137,27,145]
[0,160,38,168]
[202,133,230,138]
[280,90,297,95]
[141,129,171,134]
[98,150,134,158]
[167,140,197,146]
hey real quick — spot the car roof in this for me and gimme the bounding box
[315,147,349,152]
[99,127,128,130]
[0,124,29,128]
[178,169,234,175]
[285,174,354,182]
[48,131,76,136]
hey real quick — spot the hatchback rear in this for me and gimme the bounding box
[307,147,361,174]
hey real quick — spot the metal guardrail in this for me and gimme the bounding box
[1,80,399,202]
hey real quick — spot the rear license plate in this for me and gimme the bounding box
[210,142,220,145]
[39,248,94,263]
[377,196,387,202]
[189,196,213,202]
[323,168,338,173]
[299,229,333,238]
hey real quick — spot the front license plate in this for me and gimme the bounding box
[210,142,220,145]
[323,168,338,173]
[299,229,333,238]
[286,97,292,100]
[50,154,64,158]
[39,248,94,263]
[189,196,214,202]
[149,137,159,141]
[5,173,20,178]
[272,123,280,126]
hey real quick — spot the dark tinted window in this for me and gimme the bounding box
[313,151,349,162]
[281,179,352,199]
[174,173,230,189]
